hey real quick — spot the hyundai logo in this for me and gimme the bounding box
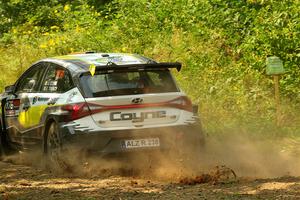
[131,98,143,104]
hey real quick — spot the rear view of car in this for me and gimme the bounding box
[0,53,204,166]
[80,69,194,130]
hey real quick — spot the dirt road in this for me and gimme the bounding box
[2,134,300,199]
[1,160,300,200]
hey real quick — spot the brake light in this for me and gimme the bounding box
[74,96,194,117]
[168,96,193,112]
[61,103,91,121]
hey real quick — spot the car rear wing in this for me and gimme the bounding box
[95,62,182,72]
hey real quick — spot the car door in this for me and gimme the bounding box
[5,62,47,144]
[5,62,74,146]
[22,62,74,139]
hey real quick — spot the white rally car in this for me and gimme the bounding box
[0,53,204,163]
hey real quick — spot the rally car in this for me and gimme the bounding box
[0,53,204,163]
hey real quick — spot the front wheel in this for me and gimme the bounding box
[0,132,3,159]
[0,124,17,159]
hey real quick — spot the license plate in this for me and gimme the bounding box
[122,138,160,149]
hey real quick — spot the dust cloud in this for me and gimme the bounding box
[3,132,300,181]
[198,133,300,178]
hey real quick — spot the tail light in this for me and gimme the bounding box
[168,96,193,112]
[61,96,194,120]
[61,103,91,121]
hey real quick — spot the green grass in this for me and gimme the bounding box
[0,0,299,137]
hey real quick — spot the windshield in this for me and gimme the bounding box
[80,70,179,97]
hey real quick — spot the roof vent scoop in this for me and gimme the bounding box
[101,54,110,57]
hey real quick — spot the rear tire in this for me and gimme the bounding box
[44,122,74,173]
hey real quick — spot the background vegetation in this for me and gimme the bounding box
[0,0,299,136]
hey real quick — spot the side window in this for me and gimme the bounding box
[41,64,73,93]
[15,64,45,93]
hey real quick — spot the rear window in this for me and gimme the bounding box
[80,70,179,97]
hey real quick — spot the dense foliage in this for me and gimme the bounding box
[0,0,299,134]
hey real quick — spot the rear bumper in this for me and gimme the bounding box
[60,124,203,155]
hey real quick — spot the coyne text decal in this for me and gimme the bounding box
[110,111,166,122]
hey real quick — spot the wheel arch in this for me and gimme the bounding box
[0,97,16,155]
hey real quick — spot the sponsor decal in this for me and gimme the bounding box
[131,98,143,104]
[32,96,38,105]
[110,111,166,122]
[48,97,59,105]
[109,56,123,63]
[32,96,50,105]
[66,91,78,102]
[18,96,55,128]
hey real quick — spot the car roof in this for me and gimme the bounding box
[40,53,156,75]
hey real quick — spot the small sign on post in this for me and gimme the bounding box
[266,56,285,75]
[266,56,285,126]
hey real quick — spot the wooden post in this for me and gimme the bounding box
[274,75,281,126]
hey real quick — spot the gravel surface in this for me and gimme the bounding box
[1,161,300,200]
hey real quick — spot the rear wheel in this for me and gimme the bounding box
[44,122,73,173]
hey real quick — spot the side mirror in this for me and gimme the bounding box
[4,85,15,94]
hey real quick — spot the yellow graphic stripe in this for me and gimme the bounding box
[18,105,49,128]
